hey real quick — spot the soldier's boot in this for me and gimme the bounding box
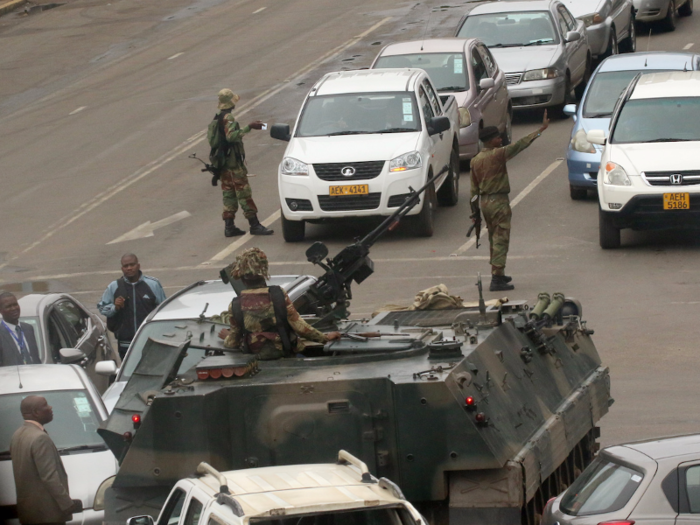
[249,215,274,235]
[490,275,514,292]
[491,265,512,283]
[502,275,513,283]
[224,218,246,237]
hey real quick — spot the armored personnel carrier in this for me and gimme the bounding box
[97,184,612,525]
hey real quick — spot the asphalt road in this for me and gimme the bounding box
[1,0,699,447]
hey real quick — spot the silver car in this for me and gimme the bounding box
[543,434,700,525]
[634,0,693,30]
[562,0,636,57]
[456,0,591,116]
[371,38,513,159]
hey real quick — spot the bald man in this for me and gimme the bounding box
[10,396,82,525]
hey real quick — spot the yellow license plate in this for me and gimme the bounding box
[329,184,369,196]
[663,193,689,210]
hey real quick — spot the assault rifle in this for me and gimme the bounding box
[189,153,221,187]
[466,194,482,248]
[294,166,449,329]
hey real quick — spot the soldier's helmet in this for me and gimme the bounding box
[479,126,500,142]
[229,247,270,280]
[218,89,241,110]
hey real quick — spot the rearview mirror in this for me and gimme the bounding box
[479,78,495,90]
[587,129,607,145]
[565,31,581,42]
[270,123,291,141]
[95,360,118,376]
[563,104,577,116]
[59,348,86,364]
[428,116,450,136]
[306,242,329,264]
[126,516,154,525]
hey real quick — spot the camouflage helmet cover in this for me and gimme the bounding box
[229,247,270,280]
[218,89,241,110]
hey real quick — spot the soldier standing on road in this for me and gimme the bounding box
[208,89,274,237]
[218,248,340,360]
[470,110,549,292]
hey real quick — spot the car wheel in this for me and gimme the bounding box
[282,215,305,242]
[599,207,621,249]
[411,180,436,237]
[575,56,591,100]
[679,0,692,16]
[500,108,513,145]
[620,14,637,52]
[660,0,677,30]
[603,27,619,57]
[570,185,588,200]
[437,148,460,206]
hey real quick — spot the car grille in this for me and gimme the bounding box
[313,161,385,181]
[505,73,522,86]
[388,193,411,207]
[643,171,700,186]
[318,193,381,211]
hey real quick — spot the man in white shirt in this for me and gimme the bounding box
[0,292,40,366]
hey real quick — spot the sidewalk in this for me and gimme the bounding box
[0,0,27,17]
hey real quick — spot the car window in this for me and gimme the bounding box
[457,11,559,46]
[583,70,651,118]
[560,456,644,516]
[471,49,488,85]
[418,86,435,120]
[158,488,186,525]
[478,45,497,76]
[686,466,700,512]
[611,97,700,143]
[17,316,45,360]
[556,10,569,37]
[422,80,442,115]
[54,300,89,339]
[373,53,470,91]
[183,497,204,525]
[47,312,74,360]
[561,6,577,29]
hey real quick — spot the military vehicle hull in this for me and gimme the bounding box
[100,297,611,525]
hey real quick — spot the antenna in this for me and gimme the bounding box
[684,61,688,72]
[16,364,23,389]
[646,29,652,53]
[421,8,435,51]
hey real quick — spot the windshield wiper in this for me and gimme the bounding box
[58,444,108,454]
[438,86,467,92]
[489,43,524,48]
[523,39,554,46]
[643,138,693,142]
[373,128,418,133]
[584,112,612,118]
[326,131,371,136]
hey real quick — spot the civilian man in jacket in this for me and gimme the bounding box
[10,395,82,525]
[97,253,166,359]
[0,291,40,366]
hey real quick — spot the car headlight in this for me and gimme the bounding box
[522,68,559,81]
[93,475,115,511]
[580,13,604,26]
[390,151,422,172]
[458,107,472,128]
[280,157,308,176]
[571,129,595,153]
[604,162,631,186]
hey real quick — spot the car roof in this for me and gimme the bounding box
[377,38,475,55]
[313,69,424,96]
[617,433,700,461]
[630,71,700,99]
[468,0,555,15]
[195,463,404,518]
[15,293,66,317]
[0,364,87,395]
[598,52,699,73]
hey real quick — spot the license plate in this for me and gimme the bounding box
[663,193,689,210]
[329,185,369,196]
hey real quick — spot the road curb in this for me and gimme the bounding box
[0,0,26,17]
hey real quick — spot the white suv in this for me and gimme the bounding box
[588,71,700,248]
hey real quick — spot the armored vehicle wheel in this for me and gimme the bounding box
[282,215,305,242]
[570,185,587,200]
[411,181,436,237]
[437,148,460,206]
[599,207,621,248]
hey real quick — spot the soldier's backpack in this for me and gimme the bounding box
[207,109,233,171]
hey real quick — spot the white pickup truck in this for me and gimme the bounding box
[271,69,461,242]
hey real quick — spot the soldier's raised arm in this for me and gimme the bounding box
[504,109,549,161]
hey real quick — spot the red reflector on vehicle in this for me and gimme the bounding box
[598,522,635,525]
[465,396,475,406]
[197,369,210,380]
[131,414,141,424]
[209,368,222,379]
[221,368,235,378]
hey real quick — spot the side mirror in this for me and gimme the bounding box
[565,31,581,42]
[59,348,86,364]
[270,123,291,142]
[563,104,577,116]
[95,360,118,376]
[126,516,154,525]
[305,241,329,264]
[428,116,450,136]
[479,78,495,90]
[587,129,607,145]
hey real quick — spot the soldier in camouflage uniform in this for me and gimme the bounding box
[219,248,341,360]
[208,89,274,237]
[470,110,549,292]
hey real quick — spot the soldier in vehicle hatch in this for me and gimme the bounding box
[470,110,549,292]
[218,248,341,360]
[207,89,273,237]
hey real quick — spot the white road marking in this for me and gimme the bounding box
[684,43,694,50]
[106,210,191,244]
[167,52,184,60]
[451,159,563,256]
[0,17,392,272]
[69,106,87,115]
[253,7,266,14]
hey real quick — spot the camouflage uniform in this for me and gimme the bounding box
[470,129,541,275]
[223,248,328,360]
[218,113,258,220]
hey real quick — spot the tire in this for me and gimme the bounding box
[282,215,305,242]
[552,75,572,119]
[500,108,513,145]
[575,56,591,100]
[679,0,692,16]
[660,0,677,30]
[620,14,637,52]
[603,27,619,58]
[437,148,460,206]
[411,181,436,237]
[570,185,588,200]
[599,207,621,249]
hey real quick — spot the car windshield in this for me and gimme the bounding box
[583,70,676,118]
[560,455,644,516]
[374,53,470,92]
[457,12,558,47]
[18,316,45,360]
[295,93,421,137]
[0,389,106,458]
[251,506,415,525]
[612,97,700,143]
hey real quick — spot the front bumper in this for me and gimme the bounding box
[633,0,668,21]
[602,194,700,229]
[567,147,602,188]
[507,76,566,109]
